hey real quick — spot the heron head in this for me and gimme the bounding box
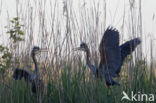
[31,46,48,56]
[74,42,89,51]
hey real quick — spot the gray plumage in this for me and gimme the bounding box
[76,26,141,86]
[13,46,45,93]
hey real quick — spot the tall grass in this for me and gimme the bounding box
[0,61,156,103]
[0,0,156,103]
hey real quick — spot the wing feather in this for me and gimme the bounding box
[13,68,31,82]
[115,38,141,74]
[99,26,121,76]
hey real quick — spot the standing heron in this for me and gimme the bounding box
[75,26,141,86]
[13,46,47,93]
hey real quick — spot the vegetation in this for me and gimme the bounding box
[0,61,156,103]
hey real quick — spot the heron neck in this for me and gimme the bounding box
[85,49,97,75]
[86,49,91,66]
[32,54,38,75]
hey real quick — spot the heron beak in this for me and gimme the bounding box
[40,48,48,52]
[73,47,84,51]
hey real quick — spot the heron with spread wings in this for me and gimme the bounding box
[75,26,141,86]
[13,46,47,93]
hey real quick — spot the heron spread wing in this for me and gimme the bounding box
[99,26,121,76]
[13,68,31,82]
[98,27,121,86]
[115,38,141,74]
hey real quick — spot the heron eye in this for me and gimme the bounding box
[80,44,84,48]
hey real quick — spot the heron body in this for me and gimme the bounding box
[76,26,141,86]
[13,46,46,93]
